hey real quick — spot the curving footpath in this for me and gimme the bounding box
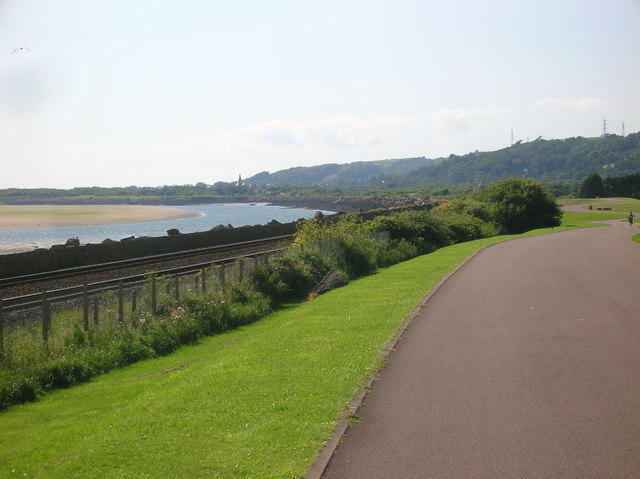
[319,221,640,478]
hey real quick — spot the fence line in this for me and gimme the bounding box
[0,247,288,352]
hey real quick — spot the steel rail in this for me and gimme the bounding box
[0,235,294,288]
[1,246,287,313]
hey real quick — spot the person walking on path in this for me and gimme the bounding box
[628,212,634,225]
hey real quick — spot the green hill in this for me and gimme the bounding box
[404,133,640,185]
[246,133,640,188]
[246,156,441,186]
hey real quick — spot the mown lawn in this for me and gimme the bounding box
[0,210,621,479]
[559,197,640,212]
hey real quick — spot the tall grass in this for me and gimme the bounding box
[0,277,270,410]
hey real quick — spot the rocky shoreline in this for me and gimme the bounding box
[0,195,432,213]
[261,195,433,213]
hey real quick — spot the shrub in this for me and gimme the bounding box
[433,199,498,224]
[430,209,499,243]
[296,215,378,278]
[366,211,452,253]
[250,251,331,302]
[473,178,562,233]
[373,239,418,267]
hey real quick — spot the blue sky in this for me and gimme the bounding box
[1,0,639,189]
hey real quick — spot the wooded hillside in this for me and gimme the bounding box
[247,133,640,188]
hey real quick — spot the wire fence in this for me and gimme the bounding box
[0,251,278,356]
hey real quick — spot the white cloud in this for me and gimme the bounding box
[228,115,415,149]
[532,97,605,112]
[428,105,511,131]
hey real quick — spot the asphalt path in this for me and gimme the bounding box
[320,221,640,478]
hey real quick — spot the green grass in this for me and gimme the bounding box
[557,210,625,227]
[0,210,616,478]
[559,197,640,213]
[601,197,640,212]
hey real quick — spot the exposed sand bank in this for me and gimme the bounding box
[0,205,199,229]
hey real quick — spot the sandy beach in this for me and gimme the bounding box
[0,205,199,229]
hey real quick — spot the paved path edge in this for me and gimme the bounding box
[305,241,500,479]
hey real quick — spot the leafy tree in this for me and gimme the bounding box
[602,173,640,198]
[579,173,604,198]
[473,178,562,234]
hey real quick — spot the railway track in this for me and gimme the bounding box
[0,235,294,308]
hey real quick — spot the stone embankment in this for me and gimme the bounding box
[263,195,435,212]
[0,199,438,279]
[0,195,432,212]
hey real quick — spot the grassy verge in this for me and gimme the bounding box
[598,197,640,212]
[559,197,640,212]
[0,210,617,478]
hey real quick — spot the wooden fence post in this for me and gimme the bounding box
[83,284,89,331]
[194,274,199,291]
[238,259,244,282]
[219,264,226,289]
[201,268,207,293]
[175,276,180,302]
[132,290,137,312]
[118,281,124,323]
[42,292,50,342]
[151,276,157,315]
[0,300,4,358]
[93,297,99,325]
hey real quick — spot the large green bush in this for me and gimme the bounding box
[472,178,562,233]
[296,216,379,278]
[250,251,331,302]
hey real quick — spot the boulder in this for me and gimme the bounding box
[167,228,180,236]
[309,270,348,299]
[64,237,80,247]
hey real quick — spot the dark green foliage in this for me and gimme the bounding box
[246,133,640,190]
[473,178,562,234]
[543,180,580,198]
[373,239,418,267]
[580,172,640,198]
[433,199,497,223]
[295,216,380,278]
[329,236,377,278]
[245,157,436,187]
[365,211,451,253]
[404,133,640,186]
[579,173,604,198]
[250,251,331,302]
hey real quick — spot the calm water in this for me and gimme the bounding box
[0,204,334,248]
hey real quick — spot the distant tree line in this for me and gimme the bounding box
[579,172,640,198]
[0,182,256,200]
[2,132,638,201]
